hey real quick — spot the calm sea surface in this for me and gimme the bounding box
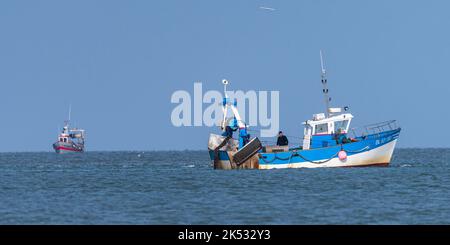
[0,149,449,224]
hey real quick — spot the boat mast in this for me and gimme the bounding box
[222,79,229,99]
[63,104,71,134]
[320,50,331,118]
[68,104,72,123]
[221,79,229,130]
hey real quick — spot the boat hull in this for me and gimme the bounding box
[53,142,84,154]
[259,139,397,169]
[209,128,400,169]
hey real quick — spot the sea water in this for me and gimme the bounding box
[0,149,449,224]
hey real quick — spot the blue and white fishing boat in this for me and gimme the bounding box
[208,52,401,169]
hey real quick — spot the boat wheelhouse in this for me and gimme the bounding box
[302,111,353,150]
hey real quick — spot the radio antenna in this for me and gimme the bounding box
[320,50,331,117]
[68,104,72,122]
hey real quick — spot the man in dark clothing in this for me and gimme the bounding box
[276,131,289,146]
[222,125,234,138]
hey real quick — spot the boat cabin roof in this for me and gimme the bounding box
[302,113,354,135]
[303,113,353,126]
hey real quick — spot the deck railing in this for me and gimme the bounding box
[349,120,399,138]
[248,120,400,146]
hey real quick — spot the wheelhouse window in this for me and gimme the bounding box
[315,123,328,134]
[334,120,349,133]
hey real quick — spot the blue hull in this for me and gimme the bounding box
[209,128,400,169]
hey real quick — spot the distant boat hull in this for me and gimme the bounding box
[53,142,84,154]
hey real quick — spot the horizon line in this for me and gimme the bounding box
[0,147,447,154]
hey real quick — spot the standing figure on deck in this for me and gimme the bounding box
[222,125,235,138]
[276,131,289,146]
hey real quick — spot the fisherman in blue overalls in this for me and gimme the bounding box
[222,125,235,138]
[334,128,348,144]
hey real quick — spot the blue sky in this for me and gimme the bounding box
[0,0,449,151]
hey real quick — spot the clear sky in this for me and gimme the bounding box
[1,0,449,151]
